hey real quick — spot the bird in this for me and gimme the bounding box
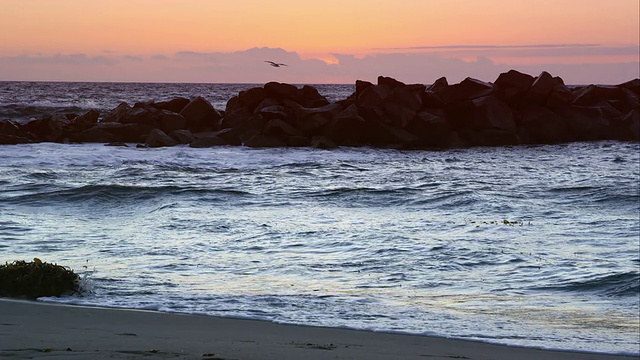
[265,60,288,67]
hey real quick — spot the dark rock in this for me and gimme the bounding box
[378,76,405,90]
[524,71,555,104]
[407,110,453,147]
[427,76,448,91]
[76,127,118,143]
[0,120,20,136]
[323,104,368,145]
[0,133,30,145]
[434,77,494,104]
[170,129,196,144]
[180,97,221,132]
[263,118,304,138]
[237,87,268,111]
[152,97,190,113]
[297,85,330,108]
[555,105,612,141]
[243,133,287,148]
[354,80,374,99]
[517,105,570,144]
[70,109,100,131]
[494,70,535,103]
[102,102,132,123]
[189,135,227,148]
[264,82,298,100]
[145,128,178,147]
[286,136,311,147]
[310,136,338,149]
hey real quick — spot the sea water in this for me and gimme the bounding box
[0,82,638,355]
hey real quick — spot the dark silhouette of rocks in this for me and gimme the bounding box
[1,70,638,148]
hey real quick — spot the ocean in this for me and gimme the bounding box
[0,81,639,355]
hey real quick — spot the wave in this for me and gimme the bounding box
[2,184,251,205]
[534,272,640,298]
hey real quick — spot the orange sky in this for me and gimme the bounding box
[0,0,638,83]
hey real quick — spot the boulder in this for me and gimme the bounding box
[297,85,330,108]
[263,118,304,138]
[76,127,118,143]
[237,87,268,111]
[323,104,368,145]
[151,97,190,113]
[170,129,196,144]
[189,135,227,148]
[0,134,30,145]
[517,105,570,144]
[377,76,405,90]
[243,133,287,148]
[434,77,494,104]
[494,70,535,103]
[293,103,342,135]
[179,97,221,132]
[523,71,555,104]
[407,110,453,147]
[555,105,611,141]
[264,82,298,100]
[145,129,178,147]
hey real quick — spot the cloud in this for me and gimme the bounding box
[0,47,637,84]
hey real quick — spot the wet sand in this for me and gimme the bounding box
[0,299,636,360]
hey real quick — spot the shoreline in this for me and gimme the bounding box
[1,299,637,360]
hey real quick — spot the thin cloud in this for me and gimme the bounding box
[376,43,601,50]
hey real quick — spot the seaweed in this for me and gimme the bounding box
[0,258,80,299]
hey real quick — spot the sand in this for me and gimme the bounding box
[0,299,636,360]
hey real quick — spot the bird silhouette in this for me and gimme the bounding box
[265,60,288,67]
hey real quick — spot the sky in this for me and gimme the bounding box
[0,0,638,84]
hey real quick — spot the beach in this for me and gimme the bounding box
[0,299,637,360]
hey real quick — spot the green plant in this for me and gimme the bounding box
[0,258,80,299]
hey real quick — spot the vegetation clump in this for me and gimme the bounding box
[0,258,80,299]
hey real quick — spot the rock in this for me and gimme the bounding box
[427,76,448,91]
[0,133,30,145]
[555,105,611,141]
[434,77,494,104]
[494,70,535,103]
[310,136,338,149]
[155,110,188,134]
[243,133,287,148]
[237,87,268,111]
[378,76,405,90]
[189,135,227,148]
[152,97,190,113]
[170,129,196,144]
[523,71,555,104]
[264,82,298,100]
[517,105,570,144]
[263,118,304,138]
[102,102,132,123]
[0,120,20,136]
[323,104,368,145]
[293,103,342,135]
[407,110,453,147]
[87,122,150,143]
[145,128,178,147]
[469,96,516,132]
[76,127,118,143]
[297,85,330,108]
[354,80,374,99]
[70,109,100,131]
[179,97,221,132]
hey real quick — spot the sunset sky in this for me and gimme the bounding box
[1,0,638,84]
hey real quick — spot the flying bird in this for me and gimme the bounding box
[265,61,288,67]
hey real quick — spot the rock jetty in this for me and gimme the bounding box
[1,70,638,148]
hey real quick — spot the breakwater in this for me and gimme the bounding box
[1,70,638,148]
